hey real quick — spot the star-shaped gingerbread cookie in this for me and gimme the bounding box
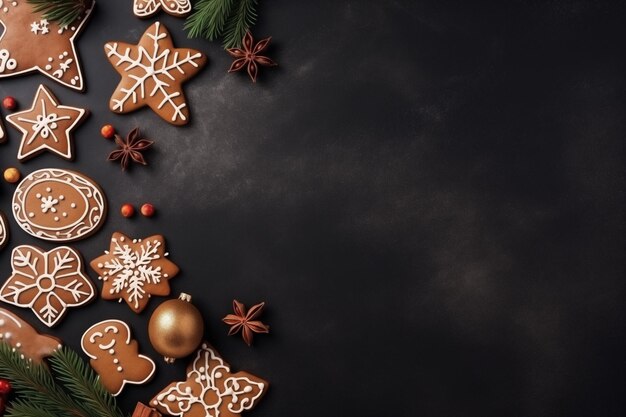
[104,22,206,125]
[151,343,268,417]
[6,85,88,161]
[90,232,179,313]
[0,1,94,91]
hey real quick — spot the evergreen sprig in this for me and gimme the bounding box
[27,0,89,28]
[185,0,259,49]
[0,343,126,417]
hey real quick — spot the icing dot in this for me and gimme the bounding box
[215,372,222,378]
[16,342,21,348]
[113,358,119,364]
[28,212,35,218]
[0,334,3,339]
[167,394,176,402]
[46,187,51,192]
[45,64,52,70]
[58,54,63,59]
[185,387,192,394]
[54,216,59,222]
[244,386,252,393]
[63,212,68,217]
[116,366,123,372]
[97,263,103,268]
[59,195,64,200]
[36,193,42,198]
[4,332,10,339]
[48,57,53,62]
[199,367,205,372]
[109,349,115,354]
[63,51,68,57]
[71,203,76,208]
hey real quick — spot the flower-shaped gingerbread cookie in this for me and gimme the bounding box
[81,319,156,396]
[151,343,268,417]
[0,245,95,327]
[90,232,179,313]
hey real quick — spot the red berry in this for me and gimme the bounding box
[101,124,115,139]
[120,203,135,218]
[2,96,17,110]
[0,378,11,394]
[140,203,155,217]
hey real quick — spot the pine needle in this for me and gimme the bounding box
[27,0,88,28]
[222,0,258,49]
[185,0,260,48]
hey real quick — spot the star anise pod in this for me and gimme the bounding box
[222,300,270,346]
[108,127,154,171]
[226,31,277,82]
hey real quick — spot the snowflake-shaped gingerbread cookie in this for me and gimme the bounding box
[0,245,95,327]
[104,21,206,125]
[151,343,268,417]
[90,232,179,313]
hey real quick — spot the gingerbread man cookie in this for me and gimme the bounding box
[0,308,62,363]
[134,0,191,18]
[6,85,88,161]
[151,343,268,417]
[0,1,94,91]
[12,168,107,242]
[104,22,206,125]
[0,245,96,327]
[90,232,179,313]
[81,319,156,396]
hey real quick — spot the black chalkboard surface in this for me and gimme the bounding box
[0,1,624,416]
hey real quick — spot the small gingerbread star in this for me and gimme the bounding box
[6,85,88,161]
[0,2,94,91]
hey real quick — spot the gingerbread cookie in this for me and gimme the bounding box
[0,211,8,250]
[134,0,191,18]
[0,308,62,363]
[0,245,96,327]
[151,343,268,417]
[104,22,206,125]
[12,168,107,242]
[0,1,93,91]
[90,232,179,313]
[6,84,88,161]
[81,319,156,396]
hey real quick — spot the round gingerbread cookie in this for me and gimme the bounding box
[12,168,107,242]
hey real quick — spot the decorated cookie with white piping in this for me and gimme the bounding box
[0,245,95,327]
[90,232,179,313]
[6,84,88,161]
[81,319,156,396]
[0,0,94,91]
[104,21,206,126]
[134,0,191,18]
[0,307,62,363]
[12,168,107,242]
[151,343,268,417]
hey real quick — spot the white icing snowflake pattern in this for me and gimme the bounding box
[151,343,268,417]
[0,246,95,327]
[30,19,49,35]
[91,232,179,313]
[104,22,205,125]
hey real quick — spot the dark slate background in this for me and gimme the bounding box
[0,0,625,416]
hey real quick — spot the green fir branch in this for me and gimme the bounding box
[49,347,126,417]
[0,343,127,417]
[222,0,258,49]
[185,0,260,48]
[27,0,89,28]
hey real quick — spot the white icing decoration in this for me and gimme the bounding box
[0,245,95,327]
[0,49,17,72]
[0,214,7,248]
[105,22,203,122]
[133,0,191,17]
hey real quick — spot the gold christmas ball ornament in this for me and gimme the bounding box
[148,293,204,363]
